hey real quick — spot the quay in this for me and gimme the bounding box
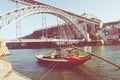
[6,39,104,49]
[6,39,120,49]
[0,60,31,80]
[0,40,31,80]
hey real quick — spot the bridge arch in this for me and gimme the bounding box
[0,5,89,40]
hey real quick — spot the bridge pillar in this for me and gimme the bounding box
[76,21,91,41]
[86,33,91,41]
[0,40,10,56]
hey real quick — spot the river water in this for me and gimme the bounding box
[1,45,120,80]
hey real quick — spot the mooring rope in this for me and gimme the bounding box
[39,62,59,80]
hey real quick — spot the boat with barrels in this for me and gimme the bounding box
[35,48,93,68]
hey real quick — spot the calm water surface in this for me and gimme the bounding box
[1,45,120,80]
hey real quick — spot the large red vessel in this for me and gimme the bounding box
[35,53,93,69]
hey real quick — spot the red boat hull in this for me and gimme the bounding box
[35,54,93,68]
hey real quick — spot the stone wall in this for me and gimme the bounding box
[0,60,12,79]
[0,40,31,80]
[0,60,31,80]
[0,40,10,56]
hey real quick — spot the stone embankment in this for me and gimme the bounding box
[0,60,31,80]
[0,40,10,56]
[0,40,31,80]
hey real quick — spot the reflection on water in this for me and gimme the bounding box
[1,45,120,80]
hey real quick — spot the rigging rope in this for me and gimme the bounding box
[60,20,67,40]
[41,13,47,38]
[41,13,44,37]
[56,15,61,48]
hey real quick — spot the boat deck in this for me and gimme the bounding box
[36,54,68,62]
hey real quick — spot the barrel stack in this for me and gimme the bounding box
[0,40,10,56]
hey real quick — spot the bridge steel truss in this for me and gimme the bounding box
[0,0,101,41]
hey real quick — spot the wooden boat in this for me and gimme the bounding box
[35,53,93,68]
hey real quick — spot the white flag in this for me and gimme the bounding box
[84,46,92,53]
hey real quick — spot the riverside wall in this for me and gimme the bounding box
[0,40,10,56]
[0,60,31,80]
[0,40,31,80]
